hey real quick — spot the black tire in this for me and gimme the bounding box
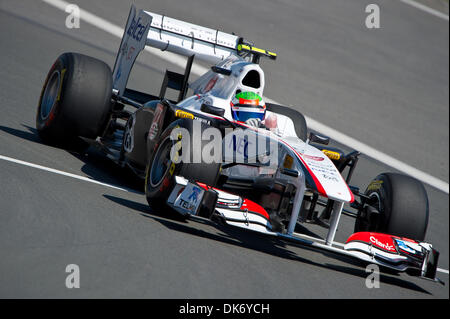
[355,173,429,241]
[36,52,112,143]
[145,119,222,204]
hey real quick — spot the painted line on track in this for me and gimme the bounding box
[399,0,449,21]
[0,153,448,275]
[0,154,141,194]
[41,0,449,194]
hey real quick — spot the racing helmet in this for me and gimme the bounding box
[230,91,266,122]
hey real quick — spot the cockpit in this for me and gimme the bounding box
[190,56,265,101]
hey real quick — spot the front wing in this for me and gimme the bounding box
[166,176,443,284]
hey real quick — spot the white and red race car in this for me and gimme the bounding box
[36,6,442,284]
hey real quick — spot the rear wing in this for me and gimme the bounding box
[112,5,276,96]
[145,11,240,64]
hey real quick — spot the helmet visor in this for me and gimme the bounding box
[231,104,266,122]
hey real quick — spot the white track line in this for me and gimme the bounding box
[438,268,450,274]
[0,153,448,275]
[399,0,449,21]
[0,154,141,194]
[41,0,449,194]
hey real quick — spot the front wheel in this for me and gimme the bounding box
[145,119,222,206]
[355,172,429,241]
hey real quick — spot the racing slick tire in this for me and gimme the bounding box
[36,52,112,144]
[355,172,429,241]
[145,119,222,205]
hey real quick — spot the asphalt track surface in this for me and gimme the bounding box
[0,0,448,298]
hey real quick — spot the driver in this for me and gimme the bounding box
[230,91,278,131]
[228,91,278,178]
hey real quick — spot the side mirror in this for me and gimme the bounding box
[201,103,225,117]
[308,132,330,145]
[211,66,232,76]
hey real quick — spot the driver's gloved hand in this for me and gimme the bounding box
[245,118,263,128]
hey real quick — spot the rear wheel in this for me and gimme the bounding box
[355,172,429,241]
[36,52,112,144]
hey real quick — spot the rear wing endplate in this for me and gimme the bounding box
[112,6,152,96]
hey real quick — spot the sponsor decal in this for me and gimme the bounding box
[322,149,341,161]
[56,69,66,102]
[175,183,204,213]
[303,158,341,183]
[302,154,324,161]
[347,232,397,253]
[127,16,149,41]
[148,103,164,141]
[228,134,253,158]
[203,76,218,93]
[395,239,418,254]
[169,162,176,175]
[175,110,194,120]
[126,46,136,60]
[238,98,259,106]
[370,235,396,252]
[367,180,383,191]
[123,113,136,153]
[194,117,211,125]
[187,187,201,203]
[321,174,339,183]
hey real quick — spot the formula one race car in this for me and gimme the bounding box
[36,6,442,283]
